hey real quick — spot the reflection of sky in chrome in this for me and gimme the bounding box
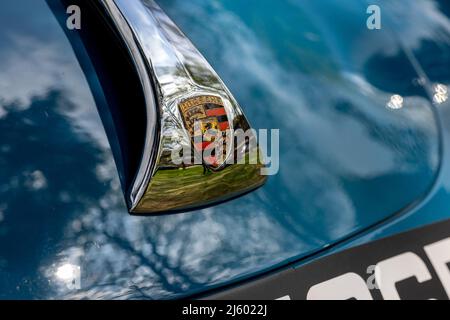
[0,0,448,299]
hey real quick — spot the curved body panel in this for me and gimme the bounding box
[0,0,449,299]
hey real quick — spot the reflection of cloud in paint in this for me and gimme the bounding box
[24,170,47,191]
[0,34,108,148]
[380,0,450,50]
[0,35,70,108]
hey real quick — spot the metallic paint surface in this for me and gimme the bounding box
[0,0,448,299]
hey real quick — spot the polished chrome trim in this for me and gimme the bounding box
[98,0,159,211]
[97,0,266,213]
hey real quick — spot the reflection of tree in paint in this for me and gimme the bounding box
[0,90,107,298]
[0,90,296,299]
[0,90,202,298]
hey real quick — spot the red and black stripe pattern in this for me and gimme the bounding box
[195,103,230,167]
[204,103,229,131]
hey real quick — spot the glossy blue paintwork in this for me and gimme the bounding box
[0,0,448,299]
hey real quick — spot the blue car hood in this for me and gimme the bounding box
[0,0,448,299]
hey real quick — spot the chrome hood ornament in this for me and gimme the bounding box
[97,0,267,213]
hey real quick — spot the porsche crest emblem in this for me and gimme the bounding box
[178,95,230,169]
